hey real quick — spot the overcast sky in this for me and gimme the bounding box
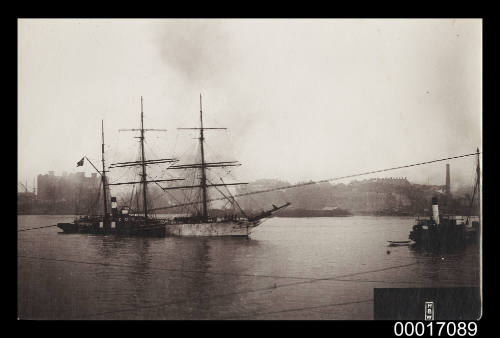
[18,19,482,192]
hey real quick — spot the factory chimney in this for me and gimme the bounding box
[445,164,451,195]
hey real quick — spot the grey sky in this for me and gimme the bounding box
[18,19,482,191]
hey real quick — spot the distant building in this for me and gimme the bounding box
[17,191,36,204]
[37,171,100,204]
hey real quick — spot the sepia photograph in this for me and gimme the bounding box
[17,18,482,321]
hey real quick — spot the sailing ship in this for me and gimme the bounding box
[57,96,290,236]
[408,149,481,248]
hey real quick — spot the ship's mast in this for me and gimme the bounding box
[174,95,247,217]
[108,97,178,214]
[101,120,109,218]
[466,147,481,224]
[110,97,175,218]
[476,147,480,216]
[140,96,149,221]
[199,94,208,218]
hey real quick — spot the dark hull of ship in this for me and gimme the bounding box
[57,217,166,237]
[409,220,479,249]
[57,217,262,237]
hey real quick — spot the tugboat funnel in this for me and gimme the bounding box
[432,197,440,225]
[111,197,118,216]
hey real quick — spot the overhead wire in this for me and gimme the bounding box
[149,152,481,212]
[17,152,480,232]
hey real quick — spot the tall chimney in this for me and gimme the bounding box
[445,164,451,195]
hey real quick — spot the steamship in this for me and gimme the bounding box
[408,150,480,248]
[56,96,290,236]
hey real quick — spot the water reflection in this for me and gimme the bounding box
[18,215,480,319]
[167,236,262,319]
[84,234,262,319]
[408,243,480,287]
[408,242,468,256]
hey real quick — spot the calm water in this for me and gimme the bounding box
[18,215,480,320]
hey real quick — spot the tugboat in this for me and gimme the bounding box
[57,111,172,236]
[409,149,480,249]
[57,95,290,236]
[409,197,468,248]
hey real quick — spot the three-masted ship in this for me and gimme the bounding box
[56,96,290,236]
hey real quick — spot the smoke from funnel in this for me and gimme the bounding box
[156,20,234,88]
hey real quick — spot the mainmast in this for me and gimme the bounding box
[175,94,247,218]
[101,120,109,218]
[199,94,208,218]
[140,96,149,221]
[110,97,177,219]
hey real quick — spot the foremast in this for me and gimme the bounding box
[83,121,110,218]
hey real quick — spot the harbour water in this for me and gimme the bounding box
[18,215,480,320]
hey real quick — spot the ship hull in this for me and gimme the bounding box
[408,218,479,250]
[57,218,166,237]
[57,222,80,233]
[409,228,467,249]
[57,218,262,237]
[164,220,261,237]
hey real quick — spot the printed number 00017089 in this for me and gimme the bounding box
[394,322,478,336]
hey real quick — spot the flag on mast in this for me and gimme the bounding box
[77,157,85,167]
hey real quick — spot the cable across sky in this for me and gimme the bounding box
[148,150,481,212]
[17,150,481,232]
